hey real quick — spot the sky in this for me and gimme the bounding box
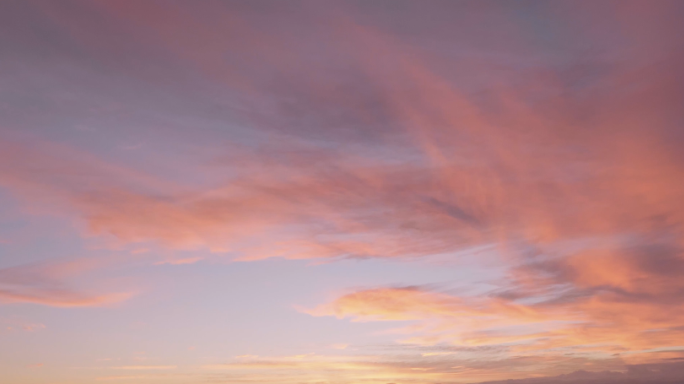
[0,1,683,383]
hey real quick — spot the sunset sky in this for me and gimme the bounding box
[1,1,683,383]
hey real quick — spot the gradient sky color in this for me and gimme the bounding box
[1,1,684,384]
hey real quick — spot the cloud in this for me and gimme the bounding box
[476,361,684,384]
[304,275,684,367]
[304,286,558,346]
[0,2,682,381]
[153,257,204,266]
[198,351,646,384]
[0,1,681,266]
[0,258,135,307]
[1,317,46,332]
[201,353,479,383]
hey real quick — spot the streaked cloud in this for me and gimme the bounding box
[0,1,681,383]
[113,366,177,370]
[478,361,684,384]
[0,1,680,265]
[0,258,135,307]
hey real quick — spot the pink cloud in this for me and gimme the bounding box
[0,258,135,307]
[0,0,681,383]
[1,1,683,264]
[1,317,46,333]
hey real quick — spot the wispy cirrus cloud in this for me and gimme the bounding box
[478,361,684,384]
[199,351,675,384]
[1,0,683,264]
[0,1,682,382]
[304,256,684,365]
[0,317,46,332]
[0,257,134,307]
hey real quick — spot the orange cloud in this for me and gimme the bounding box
[199,351,638,384]
[305,287,559,345]
[307,270,684,363]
